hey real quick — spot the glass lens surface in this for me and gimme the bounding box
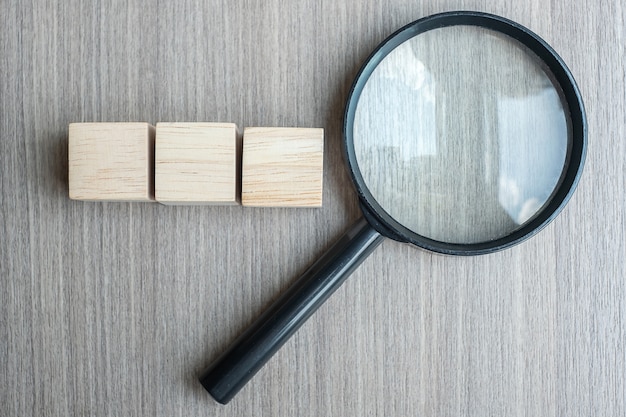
[353,25,570,244]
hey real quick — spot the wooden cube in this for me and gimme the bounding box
[68,122,155,201]
[155,123,240,205]
[241,127,324,207]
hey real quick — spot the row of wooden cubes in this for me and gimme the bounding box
[68,122,323,207]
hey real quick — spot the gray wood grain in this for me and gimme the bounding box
[1,0,624,416]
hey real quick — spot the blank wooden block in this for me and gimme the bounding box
[242,127,324,207]
[155,122,239,205]
[68,122,155,201]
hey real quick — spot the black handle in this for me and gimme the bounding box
[199,218,384,404]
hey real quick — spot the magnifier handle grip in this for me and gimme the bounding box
[199,217,383,404]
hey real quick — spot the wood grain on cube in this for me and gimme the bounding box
[155,123,239,205]
[242,127,323,207]
[68,122,155,201]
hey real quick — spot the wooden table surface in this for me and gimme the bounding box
[1,1,624,415]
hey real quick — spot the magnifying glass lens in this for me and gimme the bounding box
[354,26,570,244]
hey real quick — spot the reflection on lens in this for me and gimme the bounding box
[353,25,570,244]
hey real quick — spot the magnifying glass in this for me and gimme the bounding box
[199,11,586,404]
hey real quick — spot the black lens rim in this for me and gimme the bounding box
[343,11,587,256]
